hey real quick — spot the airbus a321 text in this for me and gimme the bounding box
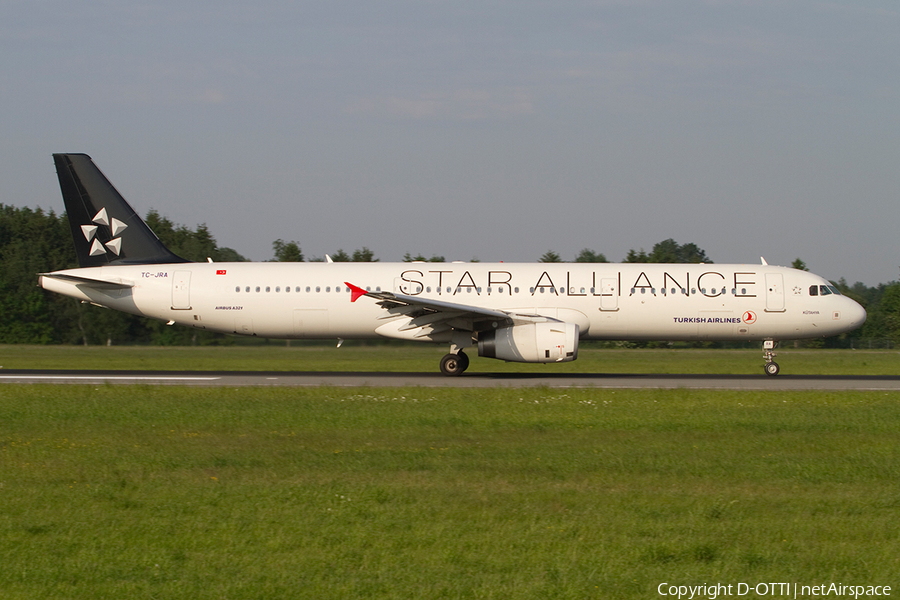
[39,154,866,376]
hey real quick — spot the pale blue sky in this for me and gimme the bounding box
[2,0,898,285]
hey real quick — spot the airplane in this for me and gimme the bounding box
[39,153,867,376]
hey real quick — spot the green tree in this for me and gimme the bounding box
[574,249,607,263]
[0,205,77,343]
[351,247,379,262]
[624,248,649,263]
[272,239,303,262]
[624,239,711,263]
[145,210,246,262]
[403,253,446,262]
[539,250,562,263]
[878,282,900,343]
[328,248,378,262]
[792,258,809,271]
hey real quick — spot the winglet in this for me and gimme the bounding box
[345,282,368,302]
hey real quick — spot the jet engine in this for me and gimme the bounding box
[478,322,579,363]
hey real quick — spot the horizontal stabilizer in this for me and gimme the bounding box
[39,272,135,290]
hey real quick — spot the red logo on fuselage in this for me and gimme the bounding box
[743,311,757,324]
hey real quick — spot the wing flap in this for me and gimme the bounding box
[346,281,516,338]
[346,282,510,320]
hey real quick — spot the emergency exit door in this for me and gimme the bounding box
[172,270,192,310]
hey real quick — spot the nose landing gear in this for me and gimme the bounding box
[763,340,779,376]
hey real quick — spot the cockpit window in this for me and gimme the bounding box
[810,285,842,296]
[811,285,842,296]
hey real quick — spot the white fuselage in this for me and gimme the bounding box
[40,262,866,342]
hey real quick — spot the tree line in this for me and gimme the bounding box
[2,204,897,345]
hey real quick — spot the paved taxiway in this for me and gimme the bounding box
[1,370,899,390]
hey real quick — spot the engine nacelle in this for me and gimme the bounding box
[478,322,579,363]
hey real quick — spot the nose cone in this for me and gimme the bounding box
[843,297,867,330]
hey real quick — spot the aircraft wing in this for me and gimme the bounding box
[345,282,562,338]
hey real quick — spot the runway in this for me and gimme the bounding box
[2,369,899,390]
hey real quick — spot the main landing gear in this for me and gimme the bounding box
[763,340,780,376]
[440,351,470,376]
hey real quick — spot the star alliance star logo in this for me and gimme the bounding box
[81,208,127,257]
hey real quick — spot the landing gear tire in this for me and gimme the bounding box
[456,351,470,372]
[440,353,467,376]
[765,361,780,376]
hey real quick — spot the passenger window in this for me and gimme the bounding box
[246,287,250,293]
[255,286,261,293]
[235,287,240,293]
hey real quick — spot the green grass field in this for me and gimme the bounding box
[1,383,898,599]
[1,343,898,374]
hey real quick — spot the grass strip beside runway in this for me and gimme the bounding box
[1,385,898,598]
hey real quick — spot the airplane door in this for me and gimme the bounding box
[172,270,192,310]
[600,278,618,311]
[765,273,785,312]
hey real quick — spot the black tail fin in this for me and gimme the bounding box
[53,153,189,267]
